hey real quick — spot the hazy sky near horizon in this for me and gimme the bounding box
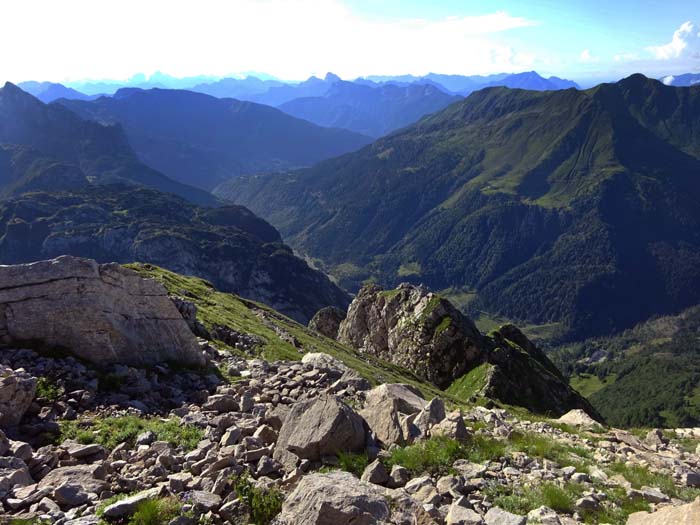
[1,0,698,85]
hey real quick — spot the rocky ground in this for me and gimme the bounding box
[1,257,700,525]
[2,344,700,525]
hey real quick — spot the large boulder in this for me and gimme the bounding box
[273,395,367,469]
[37,464,108,494]
[338,283,484,388]
[308,306,346,339]
[360,384,428,446]
[0,366,36,427]
[276,471,391,525]
[556,409,604,430]
[627,497,700,524]
[0,256,205,367]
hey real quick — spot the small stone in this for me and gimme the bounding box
[188,490,222,512]
[360,459,389,485]
[388,465,409,488]
[575,496,600,512]
[53,484,89,507]
[136,431,156,446]
[220,427,242,446]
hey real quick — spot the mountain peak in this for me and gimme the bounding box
[324,72,342,83]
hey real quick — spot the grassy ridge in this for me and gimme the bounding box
[128,263,461,403]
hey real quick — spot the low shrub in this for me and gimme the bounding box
[231,473,283,525]
[60,416,203,451]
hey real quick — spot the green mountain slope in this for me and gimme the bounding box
[217,75,700,340]
[0,82,217,206]
[58,88,372,191]
[552,304,700,428]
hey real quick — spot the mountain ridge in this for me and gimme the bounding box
[57,87,372,190]
[217,74,700,340]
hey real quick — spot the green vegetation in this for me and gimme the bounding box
[397,261,421,277]
[385,435,468,476]
[130,497,182,525]
[60,415,203,451]
[484,481,582,515]
[129,264,462,403]
[35,376,62,401]
[386,431,594,479]
[553,305,700,428]
[337,451,370,478]
[569,373,615,398]
[231,474,283,525]
[607,462,700,501]
[446,364,491,400]
[222,75,700,348]
[485,481,651,524]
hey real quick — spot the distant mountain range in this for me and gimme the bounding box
[17,81,92,103]
[0,82,349,321]
[278,81,460,138]
[661,73,700,87]
[0,82,216,206]
[218,74,700,341]
[13,70,582,139]
[57,88,371,190]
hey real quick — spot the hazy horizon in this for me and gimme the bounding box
[2,0,699,87]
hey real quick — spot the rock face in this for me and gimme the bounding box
[0,365,36,427]
[273,395,367,469]
[338,283,599,418]
[0,256,205,367]
[276,471,391,525]
[308,306,346,339]
[338,283,484,389]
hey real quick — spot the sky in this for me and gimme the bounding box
[1,0,699,86]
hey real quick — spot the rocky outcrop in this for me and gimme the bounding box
[273,395,367,469]
[0,366,36,427]
[0,256,205,367]
[276,471,391,525]
[338,283,484,389]
[337,283,599,418]
[484,325,602,419]
[308,306,346,339]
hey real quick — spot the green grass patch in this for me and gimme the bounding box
[607,462,700,501]
[385,435,467,476]
[397,262,421,277]
[60,415,203,451]
[446,363,491,400]
[35,376,62,401]
[130,497,182,525]
[570,373,616,398]
[337,451,370,478]
[231,473,283,525]
[484,481,583,515]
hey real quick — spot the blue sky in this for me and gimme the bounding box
[1,0,698,85]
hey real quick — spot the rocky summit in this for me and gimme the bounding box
[334,283,598,418]
[0,259,697,525]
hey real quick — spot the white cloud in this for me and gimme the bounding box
[662,75,675,85]
[579,49,599,63]
[647,21,700,60]
[613,52,640,62]
[0,0,538,83]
